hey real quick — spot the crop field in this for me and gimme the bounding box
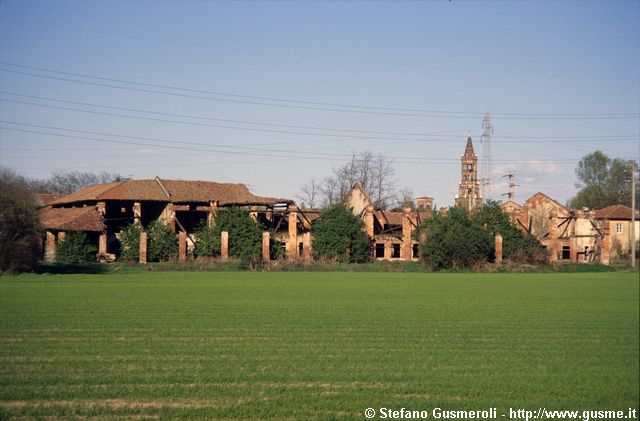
[0,271,638,420]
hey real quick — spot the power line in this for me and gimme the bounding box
[0,91,465,139]
[1,62,638,119]
[1,98,636,145]
[2,21,637,81]
[0,121,580,164]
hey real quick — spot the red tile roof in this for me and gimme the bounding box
[37,194,67,207]
[38,206,105,232]
[52,178,290,206]
[595,204,639,220]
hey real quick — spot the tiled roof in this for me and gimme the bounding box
[36,194,67,207]
[595,204,638,220]
[52,178,290,206]
[38,206,105,232]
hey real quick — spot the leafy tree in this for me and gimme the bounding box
[193,219,220,257]
[0,168,42,272]
[119,223,141,261]
[56,231,97,264]
[569,151,638,209]
[148,221,178,262]
[418,207,492,270]
[311,205,370,263]
[195,207,265,266]
[475,201,547,264]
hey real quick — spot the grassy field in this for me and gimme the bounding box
[0,272,638,420]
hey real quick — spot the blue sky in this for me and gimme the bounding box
[0,0,638,207]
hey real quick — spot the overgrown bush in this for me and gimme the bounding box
[195,207,265,267]
[56,231,97,264]
[475,200,547,264]
[311,205,370,263]
[148,221,178,262]
[194,219,220,257]
[119,223,141,261]
[0,169,42,273]
[418,207,492,270]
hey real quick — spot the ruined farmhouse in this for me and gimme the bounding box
[37,136,637,265]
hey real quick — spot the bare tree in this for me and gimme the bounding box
[29,171,124,194]
[393,188,416,211]
[298,178,321,208]
[301,150,401,210]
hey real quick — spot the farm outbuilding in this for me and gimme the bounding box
[38,177,293,262]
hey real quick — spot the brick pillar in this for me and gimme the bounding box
[97,201,106,216]
[303,232,312,262]
[384,243,392,260]
[99,233,107,256]
[570,235,578,263]
[45,231,56,262]
[601,220,611,265]
[207,201,218,226]
[364,205,375,238]
[548,210,559,262]
[178,231,187,262]
[287,205,298,259]
[139,231,147,264]
[401,207,412,260]
[133,202,142,226]
[495,233,503,263]
[262,232,271,262]
[221,231,229,260]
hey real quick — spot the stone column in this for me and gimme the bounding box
[569,235,578,263]
[139,231,147,264]
[401,207,412,260]
[495,233,503,264]
[45,231,56,262]
[601,220,611,265]
[178,231,187,262]
[287,205,298,259]
[207,201,218,226]
[99,233,107,256]
[303,232,312,262]
[364,205,375,238]
[548,210,559,262]
[262,232,271,262]
[221,231,229,260]
[133,202,142,226]
[384,243,392,260]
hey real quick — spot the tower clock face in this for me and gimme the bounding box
[466,164,473,170]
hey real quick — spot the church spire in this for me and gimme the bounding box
[455,135,482,210]
[464,135,475,157]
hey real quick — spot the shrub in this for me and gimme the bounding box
[56,231,97,264]
[0,170,42,273]
[311,205,370,263]
[195,207,265,267]
[418,207,492,270]
[148,221,178,262]
[119,223,141,261]
[193,219,220,257]
[474,200,547,264]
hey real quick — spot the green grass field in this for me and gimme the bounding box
[1,272,638,420]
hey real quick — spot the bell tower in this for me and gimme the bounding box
[455,135,482,209]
